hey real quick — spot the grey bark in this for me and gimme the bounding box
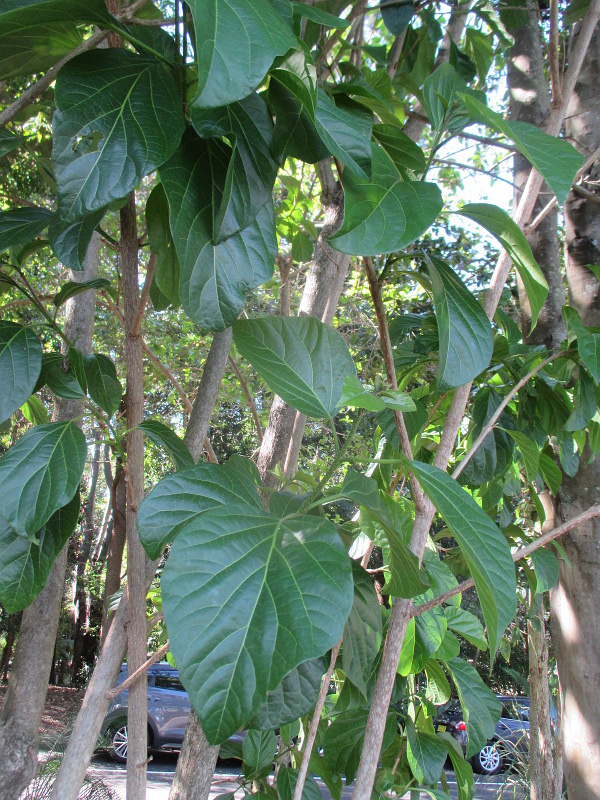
[0,233,100,800]
[507,0,565,348]
[51,326,231,800]
[551,27,600,800]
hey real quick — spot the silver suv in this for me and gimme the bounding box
[101,662,243,762]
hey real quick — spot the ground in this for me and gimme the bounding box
[0,683,83,742]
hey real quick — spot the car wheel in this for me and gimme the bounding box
[472,741,503,775]
[109,720,129,764]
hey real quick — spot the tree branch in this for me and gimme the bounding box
[412,504,600,617]
[106,642,169,699]
[228,355,263,444]
[131,253,156,337]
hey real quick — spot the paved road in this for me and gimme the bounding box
[89,755,523,800]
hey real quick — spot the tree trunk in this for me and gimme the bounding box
[0,233,100,800]
[551,27,600,800]
[72,431,102,683]
[0,614,19,683]
[100,464,126,647]
[528,608,556,800]
[51,327,232,800]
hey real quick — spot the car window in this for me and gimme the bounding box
[154,673,185,692]
[502,700,529,720]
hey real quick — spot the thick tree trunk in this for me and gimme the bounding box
[507,0,565,348]
[0,234,100,800]
[552,28,600,800]
[52,327,231,800]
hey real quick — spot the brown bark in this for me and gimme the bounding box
[0,234,100,800]
[100,463,126,646]
[120,191,148,800]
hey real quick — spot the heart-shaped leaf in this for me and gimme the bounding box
[0,421,87,538]
[249,657,327,730]
[0,322,42,425]
[233,316,356,418]
[162,504,353,743]
[53,49,185,221]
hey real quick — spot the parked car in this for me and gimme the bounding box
[101,662,244,763]
[436,695,530,775]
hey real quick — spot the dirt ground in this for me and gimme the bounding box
[0,684,83,738]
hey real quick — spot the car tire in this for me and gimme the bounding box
[472,741,504,775]
[107,719,153,764]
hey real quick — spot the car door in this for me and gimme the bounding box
[148,670,191,745]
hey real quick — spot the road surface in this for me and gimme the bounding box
[88,754,523,799]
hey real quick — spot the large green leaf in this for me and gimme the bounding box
[192,94,279,240]
[0,22,81,81]
[565,368,597,431]
[0,0,113,28]
[445,657,501,758]
[162,504,353,743]
[0,322,42,425]
[456,204,548,331]
[329,144,443,256]
[52,278,110,309]
[423,63,470,131]
[0,492,79,613]
[564,307,600,383]
[270,42,317,120]
[460,94,583,205]
[242,729,277,776]
[138,420,193,472]
[188,0,296,109]
[444,606,487,650]
[313,91,373,179]
[277,766,323,800]
[249,657,327,730]
[39,351,86,400]
[425,255,493,390]
[408,460,516,659]
[0,207,53,251]
[145,183,180,307]
[233,316,356,418]
[160,130,276,332]
[322,709,397,783]
[137,461,262,560]
[53,49,185,221]
[501,429,539,484]
[48,208,105,271]
[0,130,24,159]
[406,720,447,785]
[291,3,351,29]
[342,563,382,695]
[372,123,425,175]
[0,421,86,538]
[83,353,122,417]
[269,80,331,164]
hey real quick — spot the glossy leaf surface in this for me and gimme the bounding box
[0,322,42,425]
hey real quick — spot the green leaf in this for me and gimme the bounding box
[146,183,180,307]
[380,0,414,36]
[313,91,373,179]
[20,395,49,426]
[291,3,351,28]
[446,747,474,800]
[0,207,52,251]
[53,49,185,221]
[501,429,539,484]
[459,95,584,205]
[444,607,487,651]
[270,42,317,120]
[40,352,86,400]
[249,657,327,729]
[330,144,443,256]
[340,468,381,510]
[386,525,430,599]
[425,255,493,390]
[269,80,331,164]
[0,322,42,425]
[564,310,600,384]
[138,420,193,472]
[435,630,460,661]
[0,0,112,28]
[408,460,516,659]
[0,130,24,159]
[565,369,597,431]
[322,709,397,783]
[444,657,501,758]
[81,354,120,416]
[0,22,81,81]
[52,278,110,309]
[372,123,426,175]
[137,461,262,560]
[191,93,279,239]
[412,606,447,673]
[539,452,562,495]
[277,766,323,800]
[529,548,559,595]
[48,208,105,270]
[424,659,451,705]
[337,374,387,412]
[406,719,447,785]
[242,729,277,776]
[423,63,469,131]
[0,421,87,538]
[398,617,416,676]
[342,563,382,695]
[233,316,356,418]
[162,505,353,743]
[188,0,296,109]
[455,204,548,331]
[0,492,79,613]
[160,130,276,332]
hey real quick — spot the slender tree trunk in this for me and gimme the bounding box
[0,234,100,800]
[528,608,555,800]
[52,328,232,800]
[72,432,102,683]
[100,464,126,647]
[551,28,600,800]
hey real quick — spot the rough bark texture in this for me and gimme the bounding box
[507,0,565,348]
[528,610,555,800]
[120,192,148,800]
[52,328,231,800]
[256,160,350,486]
[551,26,600,800]
[0,233,100,800]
